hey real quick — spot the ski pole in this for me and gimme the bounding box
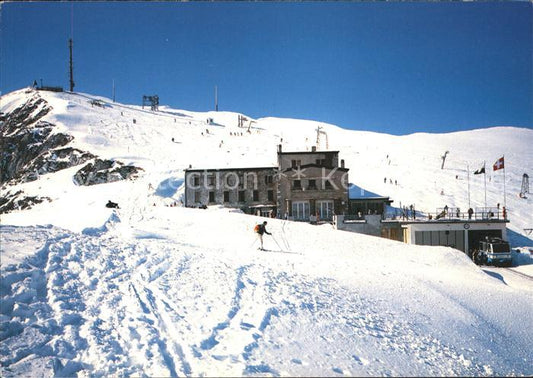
[249,237,258,248]
[270,234,284,251]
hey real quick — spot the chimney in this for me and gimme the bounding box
[341,159,345,168]
[278,144,282,154]
[311,146,317,152]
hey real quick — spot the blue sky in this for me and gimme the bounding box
[2,2,531,135]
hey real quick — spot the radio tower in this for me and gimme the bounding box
[69,38,75,92]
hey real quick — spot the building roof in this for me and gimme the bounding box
[395,219,509,226]
[279,150,339,155]
[350,197,392,202]
[185,166,276,173]
[282,164,349,173]
[348,184,389,200]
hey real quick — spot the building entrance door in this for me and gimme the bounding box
[317,200,334,220]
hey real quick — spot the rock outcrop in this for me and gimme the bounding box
[73,158,142,186]
[0,190,51,213]
[0,89,142,214]
[0,92,96,184]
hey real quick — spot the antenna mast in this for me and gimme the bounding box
[215,85,218,111]
[69,38,75,92]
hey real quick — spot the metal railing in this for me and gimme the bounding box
[433,207,506,221]
[378,206,508,222]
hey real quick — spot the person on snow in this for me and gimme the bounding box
[106,200,119,209]
[472,249,478,264]
[254,221,271,251]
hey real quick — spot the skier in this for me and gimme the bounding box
[254,221,271,251]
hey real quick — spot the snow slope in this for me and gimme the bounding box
[2,88,531,242]
[1,88,532,376]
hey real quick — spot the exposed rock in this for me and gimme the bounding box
[23,147,96,182]
[73,158,143,186]
[0,190,51,214]
[0,89,143,214]
[2,93,51,136]
[0,91,94,185]
[1,123,82,183]
[0,92,77,184]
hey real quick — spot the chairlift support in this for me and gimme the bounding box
[316,126,329,150]
[237,115,256,131]
[247,119,257,132]
[441,151,449,169]
[520,173,529,198]
[142,95,159,111]
[238,115,247,128]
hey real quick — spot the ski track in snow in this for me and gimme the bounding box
[2,224,524,376]
[2,229,502,376]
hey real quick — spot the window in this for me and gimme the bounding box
[226,174,235,187]
[324,180,333,189]
[209,191,215,203]
[193,176,200,186]
[208,175,215,187]
[291,160,301,168]
[293,180,302,190]
[292,201,310,221]
[317,200,334,220]
[265,175,273,184]
[238,190,245,202]
[246,172,258,190]
[267,190,274,201]
[224,191,230,203]
[308,179,317,190]
[194,191,201,203]
[261,209,271,217]
[253,190,259,201]
[316,159,325,166]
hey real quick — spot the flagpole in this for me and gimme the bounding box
[483,161,487,209]
[467,163,471,209]
[503,155,506,211]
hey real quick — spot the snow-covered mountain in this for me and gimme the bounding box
[1,88,532,376]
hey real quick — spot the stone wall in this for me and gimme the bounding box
[334,214,383,237]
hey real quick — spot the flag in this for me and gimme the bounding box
[493,157,504,171]
[473,165,485,175]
